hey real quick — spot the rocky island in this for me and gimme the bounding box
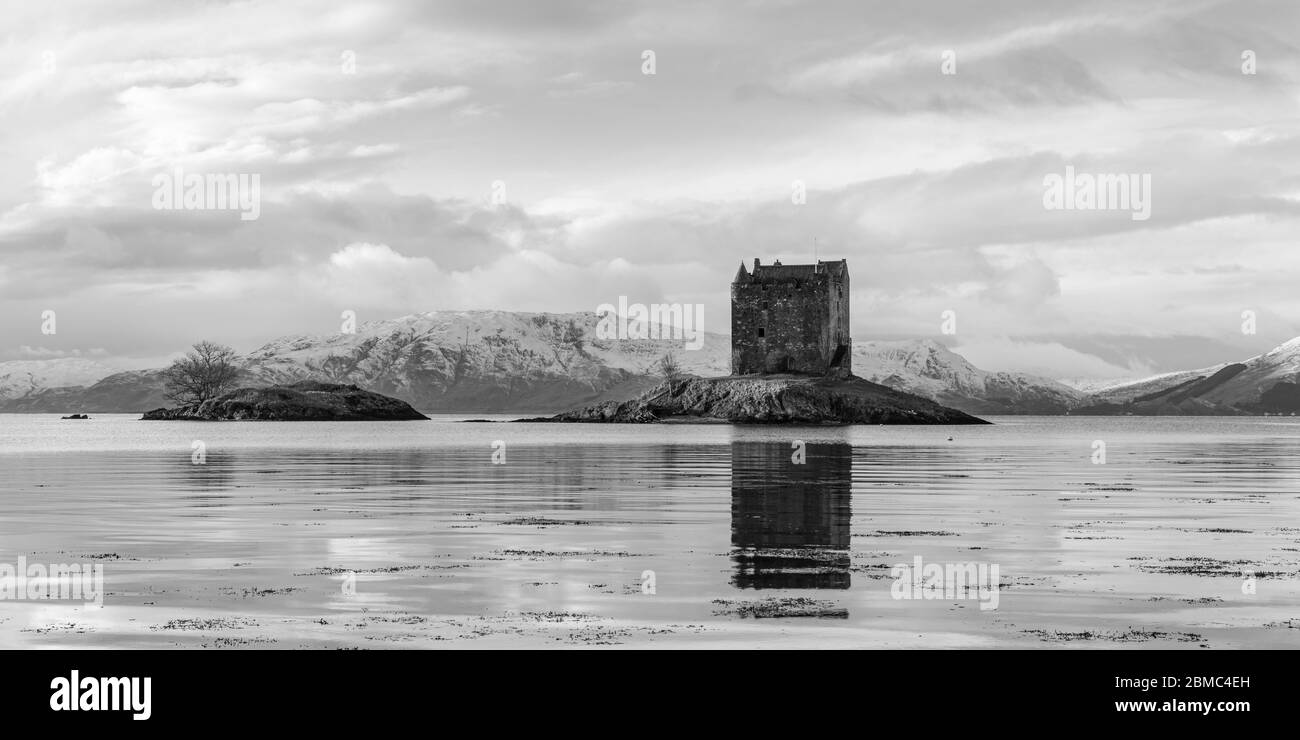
[525,375,986,424]
[141,381,429,421]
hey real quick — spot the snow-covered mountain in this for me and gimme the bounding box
[0,314,1093,415]
[0,359,121,400]
[0,368,170,413]
[0,311,729,413]
[853,340,1085,414]
[16,311,1297,416]
[1075,338,1300,414]
[1082,365,1227,405]
[242,310,729,412]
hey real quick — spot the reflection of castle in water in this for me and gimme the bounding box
[730,442,852,589]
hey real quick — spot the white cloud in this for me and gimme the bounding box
[1,0,1298,377]
[951,337,1149,379]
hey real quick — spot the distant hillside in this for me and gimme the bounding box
[0,369,170,413]
[0,358,121,400]
[0,311,729,414]
[853,340,1084,414]
[241,310,729,412]
[1074,338,1300,415]
[0,315,1095,416]
[13,312,1299,416]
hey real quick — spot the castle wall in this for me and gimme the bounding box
[731,262,851,376]
[825,269,851,376]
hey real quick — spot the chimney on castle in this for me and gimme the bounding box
[773,259,782,266]
[753,258,760,271]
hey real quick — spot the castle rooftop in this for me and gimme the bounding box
[734,258,847,283]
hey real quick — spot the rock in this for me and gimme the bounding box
[519,375,988,425]
[141,382,429,421]
[60,413,90,420]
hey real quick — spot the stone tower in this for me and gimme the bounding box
[731,258,851,377]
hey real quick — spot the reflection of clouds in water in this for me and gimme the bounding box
[327,537,393,564]
[169,452,235,494]
[324,537,405,610]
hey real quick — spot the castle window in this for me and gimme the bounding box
[761,301,768,310]
[757,327,765,338]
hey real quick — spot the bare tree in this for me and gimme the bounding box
[657,351,682,382]
[163,341,242,406]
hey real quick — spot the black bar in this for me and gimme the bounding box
[2,649,1287,729]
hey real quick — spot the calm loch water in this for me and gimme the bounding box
[0,414,1298,648]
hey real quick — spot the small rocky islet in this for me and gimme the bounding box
[521,375,988,425]
[141,381,428,421]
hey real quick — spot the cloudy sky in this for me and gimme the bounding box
[2,0,1298,380]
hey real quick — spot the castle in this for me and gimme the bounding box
[731,258,851,377]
